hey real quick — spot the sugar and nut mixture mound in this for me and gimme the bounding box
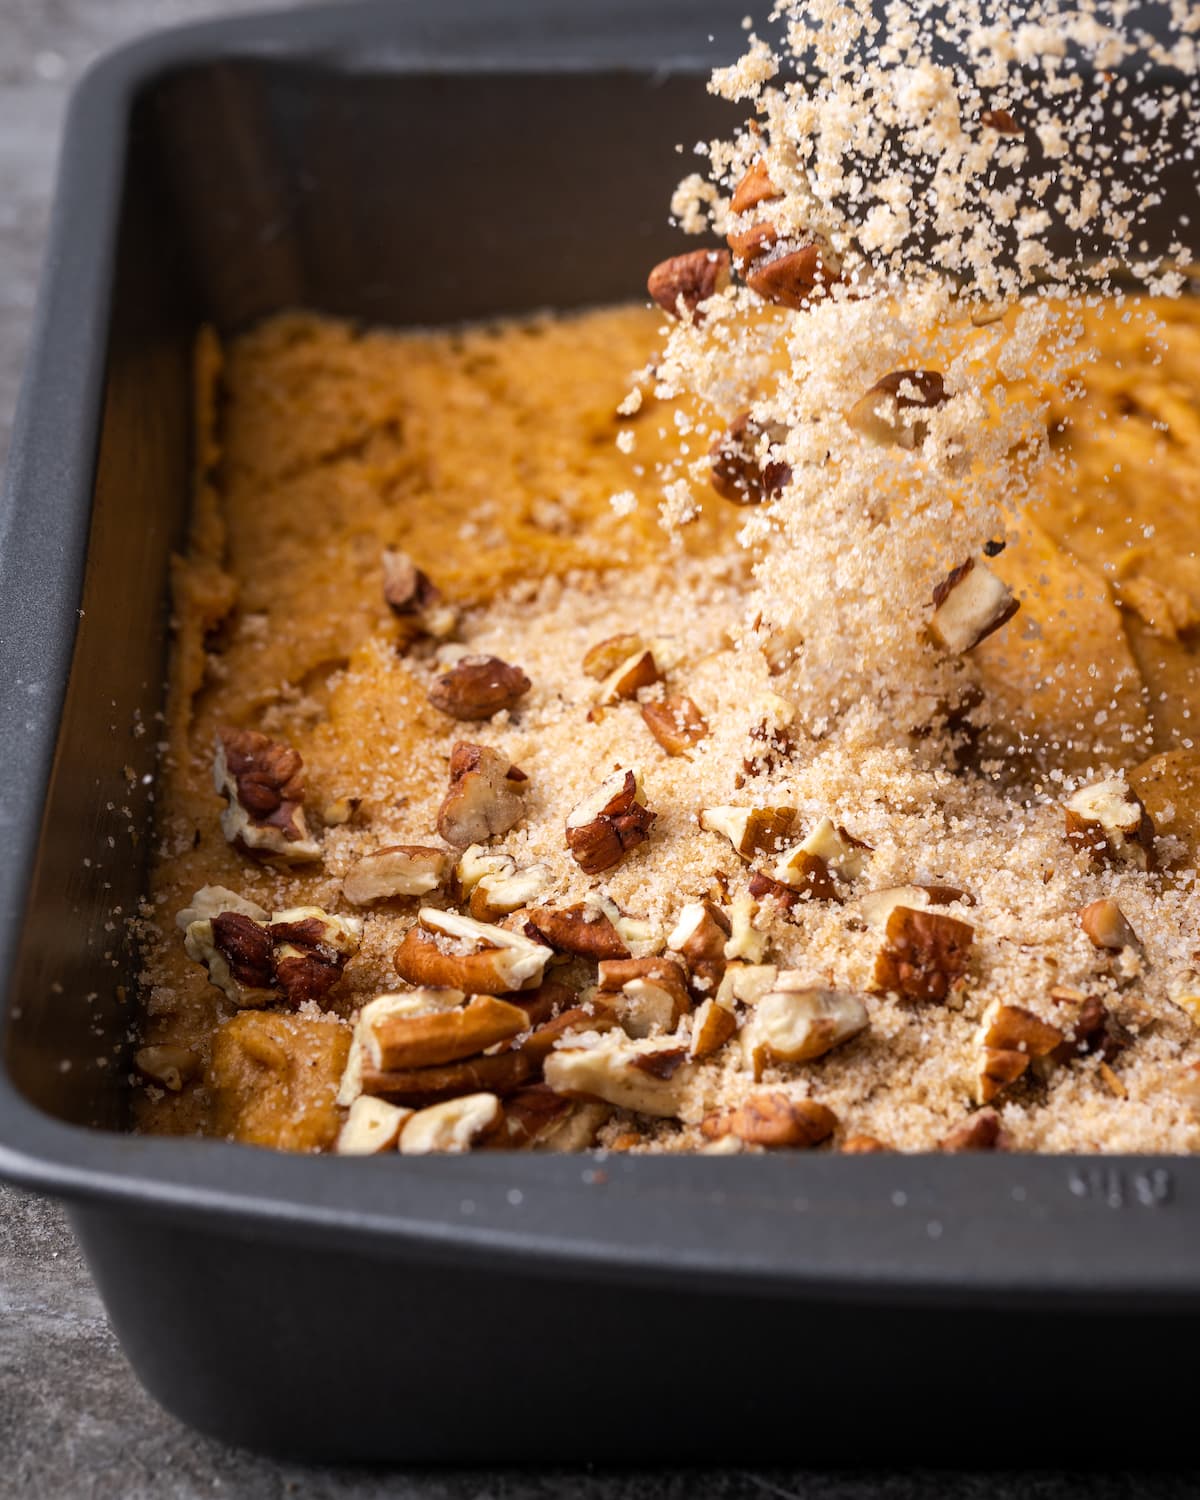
[136,1,1200,1155]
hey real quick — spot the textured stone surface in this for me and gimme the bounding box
[0,3,1198,1495]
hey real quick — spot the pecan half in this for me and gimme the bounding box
[647,248,732,322]
[700,1092,838,1149]
[641,694,709,756]
[871,906,975,1003]
[436,741,528,847]
[565,768,656,874]
[213,727,321,862]
[428,655,531,721]
[710,412,792,505]
[210,911,276,992]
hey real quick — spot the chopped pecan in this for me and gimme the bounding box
[701,1092,838,1149]
[1079,898,1143,956]
[213,727,321,862]
[641,695,709,756]
[848,370,948,450]
[744,243,841,310]
[515,1003,620,1065]
[689,998,738,1060]
[1064,778,1156,871]
[973,999,1064,1104]
[741,981,869,1077]
[525,904,630,960]
[710,412,792,505]
[336,1096,411,1155]
[762,849,839,903]
[1050,992,1128,1064]
[980,107,1022,134]
[361,1049,536,1106]
[436,741,528,847]
[667,900,732,995]
[485,1084,576,1149]
[594,649,662,707]
[428,655,531,721]
[565,768,656,874]
[940,1108,1009,1152]
[133,1045,200,1092]
[382,548,458,641]
[793,818,872,880]
[269,908,361,1007]
[647,248,732,321]
[582,633,679,681]
[366,993,531,1071]
[210,911,276,993]
[393,907,549,994]
[871,906,975,1003]
[597,955,691,1038]
[544,1034,694,1116]
[701,804,797,859]
[928,558,1019,654]
[841,1134,891,1154]
[399,1093,503,1154]
[342,845,451,905]
[730,158,782,215]
[859,884,973,930]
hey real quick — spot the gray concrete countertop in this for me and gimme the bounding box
[1,3,1197,1496]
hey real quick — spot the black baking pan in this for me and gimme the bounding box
[2,0,1199,1465]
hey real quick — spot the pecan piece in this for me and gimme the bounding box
[336,1096,411,1155]
[668,900,732,996]
[342,845,451,905]
[710,412,792,505]
[428,655,531,721]
[730,158,782,215]
[544,1034,694,1116]
[1049,991,1128,1064]
[597,955,691,1038]
[366,994,531,1072]
[689,998,738,1060]
[515,1003,621,1065]
[210,911,276,995]
[399,1093,503,1154]
[1080,898,1143,956]
[973,999,1064,1104]
[565,768,656,874]
[841,1134,891,1154]
[213,727,321,862]
[1064,778,1156,871]
[871,906,975,1003]
[940,1108,1009,1152]
[436,742,528,847]
[928,558,1019,654]
[701,1092,838,1149]
[741,981,869,1077]
[980,108,1022,135]
[361,1049,536,1106]
[133,1045,200,1092]
[485,1084,576,1149]
[745,243,841,310]
[641,695,709,756]
[647,248,732,322]
[269,908,361,1008]
[393,908,548,994]
[382,548,458,641]
[701,804,797,859]
[525,904,630,961]
[847,369,948,450]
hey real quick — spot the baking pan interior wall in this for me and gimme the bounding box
[3,59,730,1129]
